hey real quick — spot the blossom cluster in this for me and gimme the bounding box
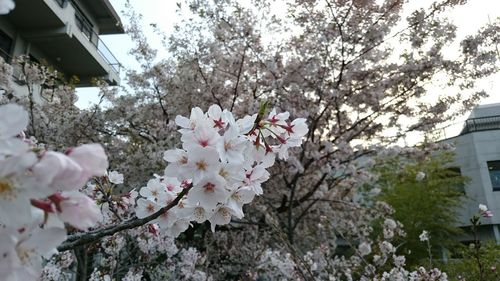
[0,104,108,280]
[134,104,308,233]
[0,102,307,280]
[479,203,493,218]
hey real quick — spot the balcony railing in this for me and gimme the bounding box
[460,115,500,135]
[54,0,67,8]
[55,0,121,75]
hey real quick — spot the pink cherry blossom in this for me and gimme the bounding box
[56,192,103,230]
[67,144,108,179]
[33,151,86,191]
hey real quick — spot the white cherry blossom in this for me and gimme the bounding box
[32,151,86,191]
[66,144,108,179]
[185,147,221,183]
[208,206,234,232]
[139,178,167,201]
[225,187,256,219]
[162,176,182,194]
[0,152,39,227]
[163,149,190,179]
[181,120,221,151]
[207,104,232,130]
[135,198,161,219]
[0,104,30,157]
[0,226,66,281]
[108,171,124,185]
[176,203,213,223]
[175,107,205,133]
[187,174,228,210]
[216,126,247,164]
[0,104,27,140]
[55,191,102,230]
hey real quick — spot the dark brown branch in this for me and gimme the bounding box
[194,58,223,107]
[152,82,169,124]
[346,0,452,67]
[230,48,247,111]
[277,172,328,213]
[58,185,192,252]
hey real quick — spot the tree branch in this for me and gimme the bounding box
[230,48,247,111]
[58,185,192,252]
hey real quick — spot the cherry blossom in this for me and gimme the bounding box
[135,198,161,219]
[0,152,39,227]
[0,226,66,280]
[139,178,167,201]
[32,151,87,191]
[0,104,30,157]
[184,147,221,183]
[132,104,308,237]
[217,126,247,164]
[0,104,117,279]
[0,104,27,140]
[55,191,103,230]
[419,230,430,242]
[187,174,228,210]
[107,171,124,185]
[66,144,108,179]
[3,0,498,278]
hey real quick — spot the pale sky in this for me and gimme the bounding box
[76,0,500,139]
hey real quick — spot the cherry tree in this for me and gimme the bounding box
[106,0,499,278]
[1,0,500,279]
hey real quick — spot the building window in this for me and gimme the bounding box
[487,161,500,191]
[0,30,13,62]
[447,167,466,194]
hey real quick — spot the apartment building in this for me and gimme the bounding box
[445,103,500,243]
[0,0,123,86]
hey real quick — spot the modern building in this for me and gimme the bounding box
[0,0,123,86]
[445,103,500,243]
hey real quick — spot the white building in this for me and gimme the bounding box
[0,0,123,86]
[446,103,500,242]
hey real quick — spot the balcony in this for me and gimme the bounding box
[3,0,123,85]
[460,115,500,135]
[73,3,121,75]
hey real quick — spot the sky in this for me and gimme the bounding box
[76,0,500,139]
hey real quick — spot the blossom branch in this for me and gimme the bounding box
[57,185,192,252]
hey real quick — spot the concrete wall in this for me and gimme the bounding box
[448,104,500,242]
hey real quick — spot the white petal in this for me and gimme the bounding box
[22,227,67,258]
[68,144,108,177]
[175,115,190,128]
[208,104,222,119]
[0,104,28,139]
